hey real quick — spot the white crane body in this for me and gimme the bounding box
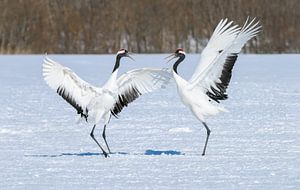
[168,18,261,155]
[43,49,172,157]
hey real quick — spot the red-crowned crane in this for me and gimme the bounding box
[43,49,171,157]
[166,18,261,156]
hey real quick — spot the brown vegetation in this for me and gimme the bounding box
[0,0,299,54]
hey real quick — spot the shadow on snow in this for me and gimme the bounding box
[24,152,127,157]
[144,149,184,155]
[25,149,184,157]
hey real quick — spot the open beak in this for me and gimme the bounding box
[165,53,177,63]
[126,52,135,61]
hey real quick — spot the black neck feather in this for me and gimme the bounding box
[112,56,121,73]
[173,55,185,74]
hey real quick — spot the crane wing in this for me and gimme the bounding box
[189,18,261,103]
[189,18,240,84]
[42,56,102,119]
[111,68,172,117]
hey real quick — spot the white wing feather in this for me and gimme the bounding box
[111,68,172,116]
[42,56,102,115]
[189,18,240,83]
[189,18,261,94]
[117,68,171,93]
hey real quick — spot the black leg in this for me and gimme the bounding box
[90,125,109,158]
[102,125,111,153]
[201,122,211,156]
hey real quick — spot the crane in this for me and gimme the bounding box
[166,18,261,156]
[43,49,172,157]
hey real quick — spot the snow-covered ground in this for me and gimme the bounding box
[0,54,299,189]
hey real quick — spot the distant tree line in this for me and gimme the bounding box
[0,0,299,54]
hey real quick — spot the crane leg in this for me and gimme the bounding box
[102,125,111,153]
[201,122,211,156]
[90,125,109,158]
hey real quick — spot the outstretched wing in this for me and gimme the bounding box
[189,18,261,102]
[42,56,102,119]
[189,18,240,84]
[111,68,172,117]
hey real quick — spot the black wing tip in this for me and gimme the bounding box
[206,53,238,102]
[206,91,228,103]
[56,86,88,120]
[110,111,119,119]
[110,86,141,116]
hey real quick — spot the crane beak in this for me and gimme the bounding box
[126,52,135,61]
[165,53,177,63]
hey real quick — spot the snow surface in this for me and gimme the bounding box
[0,54,299,190]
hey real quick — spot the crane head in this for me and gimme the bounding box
[117,48,134,61]
[175,48,186,56]
[165,48,186,63]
